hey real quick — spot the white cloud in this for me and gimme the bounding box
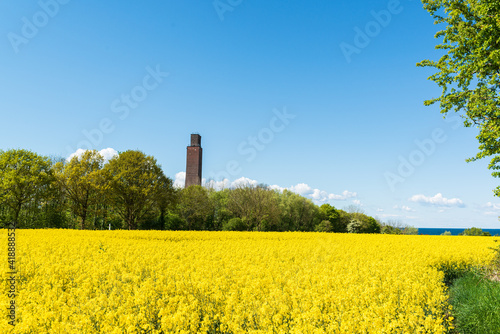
[175,173,232,190]
[99,148,118,162]
[290,183,313,196]
[288,186,356,204]
[311,189,328,202]
[177,176,260,190]
[67,149,87,161]
[178,172,361,205]
[204,178,231,190]
[393,205,415,212]
[269,184,286,192]
[176,173,357,205]
[352,199,361,206]
[484,202,500,210]
[376,208,384,212]
[481,202,500,216]
[329,190,358,201]
[173,172,186,188]
[409,193,465,208]
[272,182,357,204]
[231,177,259,188]
[67,148,118,164]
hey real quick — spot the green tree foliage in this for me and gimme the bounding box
[227,185,280,231]
[318,204,350,233]
[208,189,233,231]
[103,150,174,230]
[459,227,490,236]
[54,150,104,229]
[380,219,418,235]
[403,226,419,235]
[164,212,185,230]
[278,190,319,231]
[0,149,54,227]
[418,0,500,196]
[345,206,382,234]
[336,210,352,232]
[149,176,177,230]
[222,217,246,231]
[359,216,382,234]
[381,225,402,235]
[319,204,340,231]
[178,185,214,230]
[40,166,69,229]
[347,219,361,233]
[315,220,333,232]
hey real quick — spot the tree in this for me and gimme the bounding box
[208,188,233,231]
[358,216,382,234]
[318,204,348,233]
[54,150,104,229]
[0,149,54,228]
[346,214,381,234]
[227,185,280,231]
[278,190,319,231]
[150,177,177,230]
[315,220,332,232]
[103,150,174,230]
[418,0,500,196]
[402,226,419,235]
[343,205,381,234]
[164,212,186,230]
[222,217,246,231]
[347,219,361,233]
[459,227,490,236]
[381,219,417,235]
[177,185,213,230]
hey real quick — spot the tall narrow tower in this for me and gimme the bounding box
[185,134,202,187]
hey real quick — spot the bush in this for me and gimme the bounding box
[381,225,402,234]
[459,227,490,236]
[380,220,416,235]
[222,217,246,231]
[164,213,186,230]
[315,220,332,232]
[347,220,361,233]
[402,226,418,235]
[360,217,381,234]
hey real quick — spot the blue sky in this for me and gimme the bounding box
[1,0,498,228]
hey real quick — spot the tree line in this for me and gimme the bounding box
[0,148,417,233]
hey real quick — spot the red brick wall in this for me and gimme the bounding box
[185,145,202,187]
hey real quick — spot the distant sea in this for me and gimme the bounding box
[418,228,500,236]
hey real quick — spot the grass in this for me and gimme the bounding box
[448,271,500,333]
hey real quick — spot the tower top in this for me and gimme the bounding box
[190,134,201,147]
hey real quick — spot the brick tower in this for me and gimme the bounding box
[185,134,202,187]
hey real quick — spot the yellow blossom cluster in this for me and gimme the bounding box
[1,230,497,333]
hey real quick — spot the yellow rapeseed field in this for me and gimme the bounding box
[1,230,497,333]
